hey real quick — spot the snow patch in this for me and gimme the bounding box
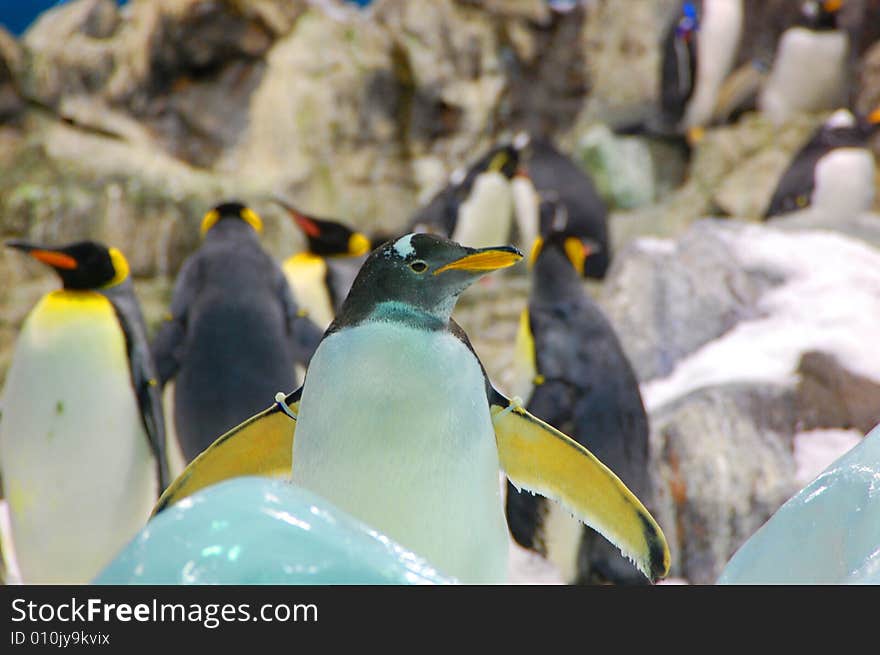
[643,226,880,411]
[793,428,864,488]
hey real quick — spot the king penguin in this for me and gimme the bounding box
[152,233,670,585]
[0,240,169,583]
[409,141,535,250]
[150,201,323,463]
[507,200,652,585]
[758,0,849,126]
[764,107,880,221]
[275,200,372,330]
[659,0,744,136]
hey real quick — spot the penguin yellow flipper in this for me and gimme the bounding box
[489,388,670,583]
[152,389,301,515]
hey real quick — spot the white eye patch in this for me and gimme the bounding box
[393,234,416,258]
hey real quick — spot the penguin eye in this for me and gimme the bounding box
[410,260,428,273]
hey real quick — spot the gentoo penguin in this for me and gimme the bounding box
[764,107,880,220]
[0,240,169,583]
[659,0,744,134]
[507,200,652,584]
[275,201,372,330]
[409,141,533,250]
[518,135,610,279]
[150,201,323,463]
[153,233,670,585]
[758,0,849,126]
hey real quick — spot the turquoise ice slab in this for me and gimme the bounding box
[718,425,880,584]
[94,477,454,585]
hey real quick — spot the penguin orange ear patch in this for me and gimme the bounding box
[31,250,78,270]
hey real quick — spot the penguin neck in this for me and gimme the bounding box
[204,219,260,243]
[366,301,448,332]
[531,246,585,305]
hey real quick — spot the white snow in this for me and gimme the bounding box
[642,225,880,411]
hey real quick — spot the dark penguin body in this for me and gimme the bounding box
[520,136,610,279]
[151,202,322,462]
[764,109,880,220]
[1,240,169,582]
[507,217,651,584]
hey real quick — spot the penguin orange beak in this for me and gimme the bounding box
[822,0,843,13]
[433,245,523,275]
[6,241,78,270]
[868,106,880,126]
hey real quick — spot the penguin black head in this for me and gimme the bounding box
[275,200,372,258]
[6,240,130,290]
[675,1,700,42]
[800,0,843,30]
[528,198,601,276]
[455,143,524,187]
[200,201,263,237]
[334,233,522,328]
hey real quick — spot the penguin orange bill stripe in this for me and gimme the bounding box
[433,247,522,275]
[30,250,78,270]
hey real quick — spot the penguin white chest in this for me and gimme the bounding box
[0,292,157,583]
[452,172,514,249]
[811,148,877,220]
[759,29,848,125]
[292,319,510,582]
[683,0,743,129]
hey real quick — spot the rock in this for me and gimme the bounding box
[0,27,24,123]
[600,221,772,383]
[576,123,656,210]
[795,350,880,435]
[648,383,799,584]
[717,422,880,584]
[95,476,453,584]
[599,219,880,582]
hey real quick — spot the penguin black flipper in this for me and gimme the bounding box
[105,281,171,493]
[151,255,202,387]
[488,386,669,583]
[152,387,302,515]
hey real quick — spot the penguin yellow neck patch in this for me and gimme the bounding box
[201,207,264,236]
[103,248,130,288]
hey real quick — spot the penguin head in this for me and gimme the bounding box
[6,240,130,290]
[528,197,600,276]
[275,200,372,258]
[338,233,522,324]
[200,201,263,237]
[800,0,843,29]
[675,1,699,42]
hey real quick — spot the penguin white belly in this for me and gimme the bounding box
[811,148,877,220]
[759,29,848,125]
[0,292,157,583]
[452,172,514,249]
[292,318,509,583]
[283,254,335,330]
[511,176,539,253]
[682,0,743,129]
